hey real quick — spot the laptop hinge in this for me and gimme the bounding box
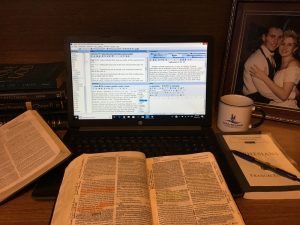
[78,126,204,132]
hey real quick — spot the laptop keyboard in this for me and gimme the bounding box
[64,131,216,158]
[33,130,243,199]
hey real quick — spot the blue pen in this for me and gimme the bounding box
[232,150,300,182]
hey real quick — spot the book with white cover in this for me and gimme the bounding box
[217,133,300,199]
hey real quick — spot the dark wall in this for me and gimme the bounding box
[0,0,234,108]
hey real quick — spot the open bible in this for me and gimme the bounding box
[51,151,245,225]
[0,110,71,204]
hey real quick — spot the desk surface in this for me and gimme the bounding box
[0,120,299,225]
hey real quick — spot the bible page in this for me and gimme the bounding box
[51,151,153,225]
[146,152,245,225]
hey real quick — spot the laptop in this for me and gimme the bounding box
[32,36,242,198]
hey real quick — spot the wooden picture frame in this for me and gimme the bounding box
[220,0,300,124]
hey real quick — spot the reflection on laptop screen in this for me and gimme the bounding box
[69,41,209,121]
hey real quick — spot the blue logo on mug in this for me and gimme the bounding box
[226,114,240,125]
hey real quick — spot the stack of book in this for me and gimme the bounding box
[0,62,68,130]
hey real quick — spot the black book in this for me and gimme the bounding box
[0,89,66,102]
[216,133,300,199]
[0,62,65,91]
[0,110,68,130]
[0,100,67,111]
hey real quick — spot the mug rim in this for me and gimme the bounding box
[220,94,253,107]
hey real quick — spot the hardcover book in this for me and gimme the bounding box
[0,62,65,90]
[0,89,66,102]
[0,100,67,111]
[0,110,68,130]
[0,110,71,204]
[217,133,300,199]
[50,151,245,225]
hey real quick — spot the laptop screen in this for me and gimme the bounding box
[66,36,213,128]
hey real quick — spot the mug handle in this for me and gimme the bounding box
[251,107,265,128]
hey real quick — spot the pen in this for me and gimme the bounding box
[232,150,300,182]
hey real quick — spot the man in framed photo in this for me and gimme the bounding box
[242,25,283,103]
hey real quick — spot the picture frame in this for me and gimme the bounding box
[220,0,300,124]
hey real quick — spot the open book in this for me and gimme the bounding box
[0,110,71,204]
[50,151,245,225]
[217,133,300,199]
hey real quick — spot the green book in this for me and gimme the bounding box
[0,62,65,91]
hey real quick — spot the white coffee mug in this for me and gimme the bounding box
[217,94,265,132]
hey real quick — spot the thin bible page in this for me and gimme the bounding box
[146,152,245,225]
[51,151,152,225]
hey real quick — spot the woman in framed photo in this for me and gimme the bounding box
[250,29,300,109]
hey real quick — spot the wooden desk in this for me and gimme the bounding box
[0,120,299,225]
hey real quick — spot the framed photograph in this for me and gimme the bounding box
[220,0,300,124]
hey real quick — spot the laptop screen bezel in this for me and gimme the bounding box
[65,36,213,128]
